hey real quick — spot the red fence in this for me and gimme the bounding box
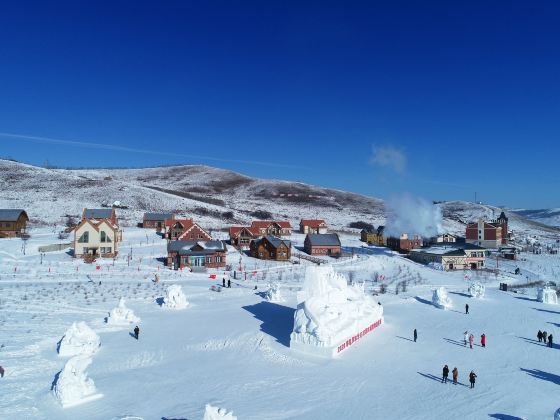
[337,318,383,354]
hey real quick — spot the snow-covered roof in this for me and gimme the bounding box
[167,240,226,255]
[0,209,27,221]
[306,233,341,247]
[410,243,486,256]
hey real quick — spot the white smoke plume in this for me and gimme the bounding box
[384,194,443,238]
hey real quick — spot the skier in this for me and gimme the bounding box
[227,279,231,288]
[481,333,486,348]
[0,365,4,378]
[452,367,458,385]
[468,333,474,349]
[222,277,226,287]
[413,328,417,343]
[549,334,553,348]
[537,330,543,342]
[543,331,548,343]
[469,371,477,389]
[465,303,469,314]
[464,331,469,346]
[442,365,449,383]
[134,325,140,340]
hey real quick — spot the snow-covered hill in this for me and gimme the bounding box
[1,159,558,239]
[511,208,560,229]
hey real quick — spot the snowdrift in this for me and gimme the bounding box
[555,408,560,420]
[290,265,383,358]
[106,298,141,325]
[58,322,100,357]
[432,287,452,309]
[160,284,189,309]
[53,356,103,408]
[537,287,558,305]
[203,404,237,420]
[265,282,283,302]
[468,282,485,299]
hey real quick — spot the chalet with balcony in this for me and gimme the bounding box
[249,236,291,261]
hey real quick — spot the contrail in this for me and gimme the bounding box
[0,132,304,169]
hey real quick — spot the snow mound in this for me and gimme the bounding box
[468,282,485,298]
[106,298,141,325]
[537,287,558,305]
[432,287,453,309]
[161,284,189,309]
[555,408,560,420]
[203,404,237,420]
[265,282,283,302]
[53,356,103,408]
[290,265,383,358]
[58,322,100,357]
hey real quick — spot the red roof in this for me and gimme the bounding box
[165,219,194,229]
[300,219,326,228]
[250,220,292,229]
[229,226,259,237]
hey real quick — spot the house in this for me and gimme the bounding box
[249,236,291,260]
[0,209,29,238]
[165,219,212,241]
[361,226,386,246]
[300,219,328,234]
[82,208,117,225]
[167,240,226,270]
[408,243,486,270]
[73,218,122,258]
[434,233,459,243]
[386,234,423,252]
[143,212,174,230]
[304,233,341,256]
[229,220,292,247]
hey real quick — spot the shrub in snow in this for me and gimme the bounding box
[58,322,100,357]
[432,287,452,310]
[468,282,485,299]
[537,287,558,305]
[161,284,189,309]
[203,404,237,420]
[265,282,283,302]
[290,265,384,358]
[53,355,103,408]
[106,298,141,325]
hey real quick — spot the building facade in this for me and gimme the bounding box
[143,212,174,230]
[165,219,212,241]
[304,233,341,256]
[73,218,122,258]
[0,209,29,238]
[300,219,328,234]
[167,240,226,270]
[409,243,486,270]
[249,236,291,260]
[386,234,423,252]
[466,219,503,248]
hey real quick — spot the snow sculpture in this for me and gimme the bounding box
[53,356,103,408]
[554,407,560,420]
[203,404,237,420]
[537,287,558,305]
[161,284,189,309]
[432,287,453,310]
[468,282,485,299]
[265,282,283,302]
[58,322,100,357]
[290,265,384,358]
[106,298,141,325]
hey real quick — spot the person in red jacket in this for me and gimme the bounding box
[481,333,486,348]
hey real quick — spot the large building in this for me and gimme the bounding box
[465,212,508,248]
[360,226,386,246]
[0,209,29,238]
[304,233,341,256]
[167,240,226,270]
[73,218,122,258]
[386,234,423,252]
[409,243,486,271]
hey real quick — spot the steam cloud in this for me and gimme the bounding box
[385,194,443,238]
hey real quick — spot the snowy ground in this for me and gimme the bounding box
[1,227,560,419]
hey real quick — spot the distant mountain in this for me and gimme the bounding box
[510,208,560,229]
[1,159,557,239]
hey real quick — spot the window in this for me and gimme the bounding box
[216,256,222,263]
[207,257,212,263]
[259,252,263,257]
[271,252,275,257]
[78,231,89,243]
[100,247,112,254]
[100,231,111,243]
[198,234,203,239]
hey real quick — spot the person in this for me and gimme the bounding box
[452,367,458,385]
[414,328,417,343]
[227,279,231,288]
[222,277,226,287]
[538,330,543,342]
[464,331,469,346]
[549,334,553,348]
[469,333,474,349]
[481,333,486,348]
[134,325,140,340]
[543,331,548,343]
[442,365,449,383]
[469,371,477,389]
[0,365,4,378]
[465,303,469,314]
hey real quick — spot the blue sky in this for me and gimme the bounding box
[0,1,558,208]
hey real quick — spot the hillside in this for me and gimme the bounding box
[1,159,558,239]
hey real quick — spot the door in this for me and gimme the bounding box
[190,256,205,267]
